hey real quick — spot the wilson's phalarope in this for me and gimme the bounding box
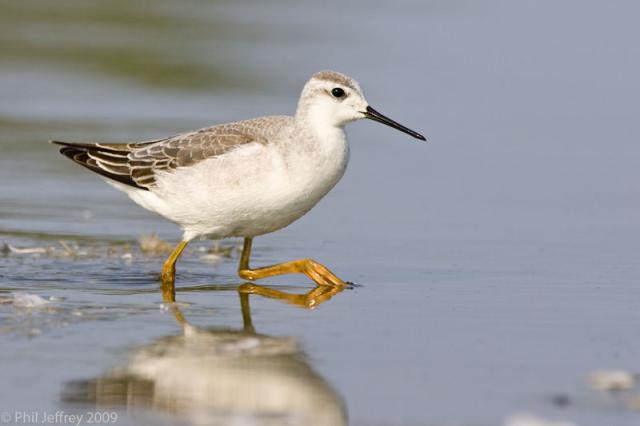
[52,71,425,294]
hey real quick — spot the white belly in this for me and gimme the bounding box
[119,136,349,241]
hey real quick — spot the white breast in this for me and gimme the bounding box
[283,125,350,214]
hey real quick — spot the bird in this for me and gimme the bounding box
[52,70,425,293]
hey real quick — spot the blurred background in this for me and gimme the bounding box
[1,1,639,425]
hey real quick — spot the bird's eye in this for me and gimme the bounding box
[331,87,345,98]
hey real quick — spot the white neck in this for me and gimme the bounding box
[288,108,350,189]
[295,103,346,146]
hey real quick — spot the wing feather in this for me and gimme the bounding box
[50,118,280,190]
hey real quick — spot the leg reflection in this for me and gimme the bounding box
[162,279,346,308]
[238,282,345,309]
[63,284,348,426]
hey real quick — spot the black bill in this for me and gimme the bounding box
[363,106,426,141]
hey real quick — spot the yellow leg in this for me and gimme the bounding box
[238,237,347,287]
[160,240,188,302]
[239,282,344,309]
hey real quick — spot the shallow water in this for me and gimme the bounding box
[1,1,640,425]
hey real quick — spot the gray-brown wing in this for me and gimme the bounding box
[52,125,262,190]
[128,126,261,188]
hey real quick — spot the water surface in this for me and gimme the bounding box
[1,1,639,425]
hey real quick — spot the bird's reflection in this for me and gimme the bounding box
[62,283,347,426]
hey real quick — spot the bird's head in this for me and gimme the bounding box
[296,70,425,141]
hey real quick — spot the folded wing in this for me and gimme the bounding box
[52,125,260,190]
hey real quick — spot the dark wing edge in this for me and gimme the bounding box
[50,140,150,191]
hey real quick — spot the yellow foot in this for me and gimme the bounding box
[239,258,346,287]
[238,237,348,287]
[161,277,176,303]
[160,240,188,303]
[160,268,176,285]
